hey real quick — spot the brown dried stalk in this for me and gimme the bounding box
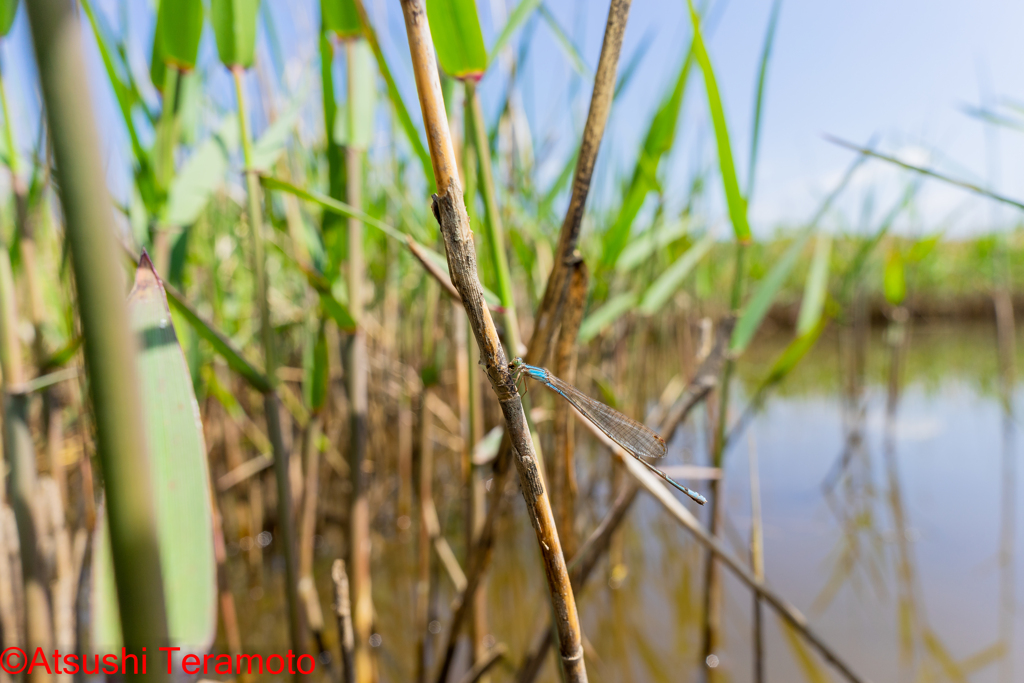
[532,0,632,364]
[332,559,356,683]
[433,0,633,672]
[397,2,586,681]
[552,259,589,559]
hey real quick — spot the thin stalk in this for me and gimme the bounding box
[333,559,356,683]
[342,38,375,683]
[748,433,765,683]
[551,260,588,560]
[6,388,55,683]
[415,383,437,683]
[25,0,170,678]
[1,249,54,679]
[466,81,522,356]
[463,309,490,674]
[298,415,327,654]
[231,65,304,656]
[532,0,632,367]
[152,66,181,275]
[701,240,745,679]
[210,491,246,683]
[459,102,490,677]
[397,3,587,681]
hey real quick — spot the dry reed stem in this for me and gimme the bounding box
[531,0,632,365]
[432,2,632,673]
[398,2,586,681]
[416,386,438,683]
[748,433,765,683]
[332,559,356,683]
[342,37,374,680]
[210,490,246,683]
[552,259,588,559]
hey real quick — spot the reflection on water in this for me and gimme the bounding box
[225,322,1024,683]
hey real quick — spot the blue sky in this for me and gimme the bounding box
[3,0,1023,238]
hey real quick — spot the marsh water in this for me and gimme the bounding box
[225,320,1024,683]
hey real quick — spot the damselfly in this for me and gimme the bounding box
[509,358,706,505]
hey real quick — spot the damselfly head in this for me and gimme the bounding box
[508,357,526,394]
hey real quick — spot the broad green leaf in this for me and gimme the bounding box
[211,0,260,69]
[150,5,167,91]
[322,0,361,38]
[489,0,540,64]
[796,232,831,335]
[94,256,216,653]
[0,0,19,38]
[602,47,695,268]
[579,292,638,344]
[616,219,694,273]
[426,0,488,79]
[163,92,305,226]
[638,232,716,314]
[731,227,813,353]
[688,1,751,242]
[333,40,377,149]
[883,247,906,305]
[155,0,204,71]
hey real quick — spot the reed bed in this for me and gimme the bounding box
[0,1,1020,682]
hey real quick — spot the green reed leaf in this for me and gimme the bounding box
[322,0,361,38]
[211,0,259,69]
[154,0,204,71]
[731,227,813,353]
[688,0,751,242]
[427,0,488,79]
[638,232,716,314]
[796,232,831,336]
[93,256,216,653]
[579,292,638,343]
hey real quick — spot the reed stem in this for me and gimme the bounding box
[232,65,304,657]
[25,1,170,677]
[397,2,587,680]
[342,37,375,683]
[435,4,632,671]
